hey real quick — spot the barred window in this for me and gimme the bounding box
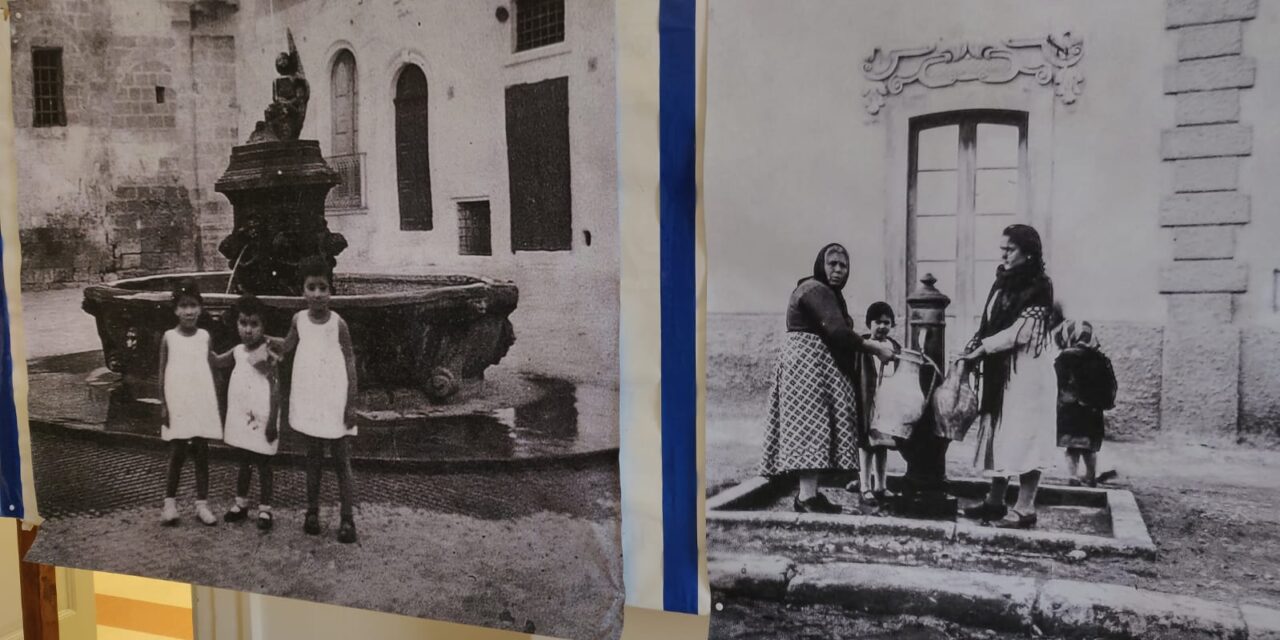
[514,0,565,52]
[32,48,66,127]
[458,201,492,256]
[324,152,365,210]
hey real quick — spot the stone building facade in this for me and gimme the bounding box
[9,0,239,287]
[705,0,1280,443]
[11,0,619,377]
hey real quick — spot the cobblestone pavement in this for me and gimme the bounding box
[32,430,619,522]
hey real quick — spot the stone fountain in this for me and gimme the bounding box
[82,31,516,405]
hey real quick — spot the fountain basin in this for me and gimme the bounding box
[83,271,517,403]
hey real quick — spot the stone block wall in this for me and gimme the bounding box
[104,185,195,277]
[9,0,238,288]
[190,35,239,270]
[111,56,178,130]
[1160,0,1258,440]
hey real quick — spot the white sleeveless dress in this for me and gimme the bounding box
[288,311,353,439]
[224,343,278,455]
[162,328,223,441]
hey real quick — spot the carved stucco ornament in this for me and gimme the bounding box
[862,32,1084,115]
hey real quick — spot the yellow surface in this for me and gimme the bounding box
[1,523,22,639]
[95,626,189,640]
[93,572,193,610]
[95,594,193,640]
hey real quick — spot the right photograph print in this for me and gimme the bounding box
[704,1,1280,638]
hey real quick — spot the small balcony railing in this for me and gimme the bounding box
[325,152,365,211]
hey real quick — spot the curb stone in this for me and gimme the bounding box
[1243,604,1280,640]
[1035,579,1246,639]
[710,558,1280,639]
[786,562,1037,633]
[708,554,795,601]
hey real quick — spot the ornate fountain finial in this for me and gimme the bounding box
[248,28,310,143]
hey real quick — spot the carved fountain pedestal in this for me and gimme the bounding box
[83,138,517,404]
[214,139,347,296]
[84,53,516,405]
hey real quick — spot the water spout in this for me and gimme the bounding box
[226,244,248,295]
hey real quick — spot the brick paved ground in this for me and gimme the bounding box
[27,430,622,639]
[31,430,619,521]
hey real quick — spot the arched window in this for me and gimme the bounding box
[907,110,1029,354]
[330,50,358,156]
[395,65,432,230]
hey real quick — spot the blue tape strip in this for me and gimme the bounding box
[659,0,698,614]
[0,233,25,520]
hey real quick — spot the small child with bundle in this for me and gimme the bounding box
[1053,320,1117,487]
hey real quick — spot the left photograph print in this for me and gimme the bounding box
[8,1,623,638]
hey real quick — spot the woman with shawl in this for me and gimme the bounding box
[958,225,1060,529]
[759,243,897,513]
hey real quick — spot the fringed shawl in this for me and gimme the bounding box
[971,264,1055,428]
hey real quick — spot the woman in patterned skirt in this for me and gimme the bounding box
[759,243,898,513]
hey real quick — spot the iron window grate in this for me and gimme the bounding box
[325,153,365,210]
[514,0,565,52]
[32,48,66,127]
[458,201,493,256]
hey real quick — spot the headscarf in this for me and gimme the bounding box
[975,224,1055,425]
[1054,319,1098,351]
[798,242,852,321]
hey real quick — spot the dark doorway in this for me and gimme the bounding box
[395,65,432,231]
[505,77,572,252]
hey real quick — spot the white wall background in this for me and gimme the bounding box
[705,0,1181,327]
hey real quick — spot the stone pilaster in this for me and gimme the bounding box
[1160,0,1256,438]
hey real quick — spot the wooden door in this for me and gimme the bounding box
[395,65,433,231]
[505,77,572,252]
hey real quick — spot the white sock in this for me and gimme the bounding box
[235,496,249,509]
[164,497,176,509]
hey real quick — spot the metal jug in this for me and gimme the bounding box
[869,349,941,440]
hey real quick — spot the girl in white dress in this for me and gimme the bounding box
[159,280,223,527]
[212,294,279,531]
[280,257,359,543]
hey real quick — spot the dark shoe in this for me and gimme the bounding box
[303,511,321,535]
[257,511,273,531]
[793,493,842,514]
[860,490,879,507]
[337,517,357,544]
[1097,470,1118,484]
[993,509,1038,529]
[1068,479,1083,487]
[962,501,1008,522]
[1085,479,1099,489]
[224,506,248,523]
